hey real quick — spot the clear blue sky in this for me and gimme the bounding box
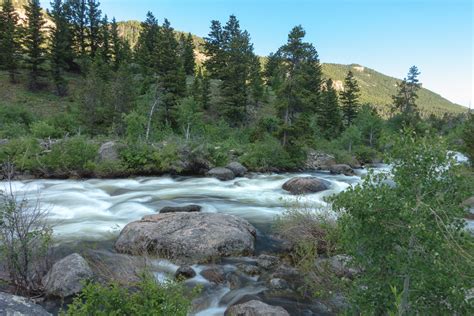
[42,0,473,107]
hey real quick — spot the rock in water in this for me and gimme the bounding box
[0,292,51,316]
[282,177,330,194]
[115,213,256,263]
[225,300,290,316]
[329,164,355,176]
[42,253,93,298]
[226,162,248,177]
[175,266,196,280]
[159,204,202,213]
[207,167,235,181]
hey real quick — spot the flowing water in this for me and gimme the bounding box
[2,158,470,315]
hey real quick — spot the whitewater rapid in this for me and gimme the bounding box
[4,170,366,242]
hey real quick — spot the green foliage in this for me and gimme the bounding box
[0,0,21,82]
[23,0,47,91]
[332,133,474,314]
[240,135,295,170]
[63,274,198,316]
[0,137,41,171]
[40,136,98,174]
[462,113,474,165]
[120,141,181,173]
[340,71,360,126]
[30,120,61,138]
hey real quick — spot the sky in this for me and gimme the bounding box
[41,0,473,107]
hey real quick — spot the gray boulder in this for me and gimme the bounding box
[98,141,123,162]
[256,254,280,270]
[42,253,93,298]
[329,164,355,176]
[0,292,51,316]
[315,255,360,278]
[160,204,202,213]
[282,177,330,194]
[207,167,235,181]
[225,300,290,316]
[175,266,196,280]
[84,249,148,284]
[226,162,248,177]
[115,213,256,263]
[305,150,336,170]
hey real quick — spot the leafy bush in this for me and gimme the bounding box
[63,274,198,316]
[353,145,379,163]
[40,136,98,175]
[30,121,62,139]
[332,134,473,314]
[0,137,41,172]
[240,135,295,170]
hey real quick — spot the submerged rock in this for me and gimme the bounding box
[207,167,235,181]
[42,253,93,298]
[159,204,202,213]
[282,177,330,194]
[256,254,280,270]
[226,162,248,177]
[115,212,256,263]
[0,292,51,316]
[225,300,290,316]
[329,164,355,176]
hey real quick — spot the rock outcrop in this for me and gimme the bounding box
[305,151,336,170]
[282,177,330,194]
[225,300,290,316]
[159,205,202,213]
[329,164,355,176]
[0,292,51,316]
[226,162,248,177]
[115,212,256,263]
[42,253,93,298]
[207,167,235,181]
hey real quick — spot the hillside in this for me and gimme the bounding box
[115,21,465,117]
[322,63,466,116]
[1,0,466,117]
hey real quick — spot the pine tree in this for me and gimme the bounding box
[49,0,72,95]
[392,65,421,128]
[156,19,186,126]
[0,0,21,83]
[179,32,195,76]
[203,20,225,79]
[110,17,123,70]
[66,0,88,59]
[100,14,111,63]
[203,15,259,125]
[200,70,211,110]
[86,0,101,58]
[319,79,342,138]
[24,0,47,91]
[134,11,160,74]
[340,70,360,126]
[274,25,322,146]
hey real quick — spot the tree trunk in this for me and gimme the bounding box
[146,96,160,142]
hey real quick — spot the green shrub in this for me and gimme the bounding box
[63,274,198,316]
[120,142,158,172]
[240,135,294,170]
[0,137,41,171]
[30,121,62,139]
[40,136,98,174]
[354,145,380,163]
[0,122,29,138]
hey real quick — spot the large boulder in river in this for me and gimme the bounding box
[207,167,235,181]
[282,176,330,194]
[225,300,290,316]
[305,150,336,170]
[226,162,247,177]
[159,204,202,213]
[0,292,51,316]
[42,253,93,298]
[115,212,256,263]
[329,164,355,176]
